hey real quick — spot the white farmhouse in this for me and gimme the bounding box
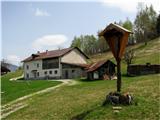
[22,47,89,79]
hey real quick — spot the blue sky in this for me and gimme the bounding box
[1,0,159,65]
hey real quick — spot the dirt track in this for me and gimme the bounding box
[1,78,78,119]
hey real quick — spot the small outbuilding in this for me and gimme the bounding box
[127,63,160,76]
[86,60,116,80]
[1,66,10,75]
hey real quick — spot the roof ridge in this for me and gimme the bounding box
[37,47,73,54]
[22,47,89,62]
[22,47,73,62]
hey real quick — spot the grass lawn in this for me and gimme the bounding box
[1,70,62,105]
[4,74,160,120]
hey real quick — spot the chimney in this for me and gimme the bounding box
[37,51,40,54]
[46,50,48,54]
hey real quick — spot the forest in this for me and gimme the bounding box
[71,4,160,56]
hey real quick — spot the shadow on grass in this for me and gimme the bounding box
[71,109,94,120]
[71,97,113,120]
[71,105,102,120]
[78,78,105,82]
[121,74,135,78]
[17,78,25,80]
[71,101,138,120]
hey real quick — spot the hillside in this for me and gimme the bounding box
[89,37,160,75]
[3,37,160,120]
[90,37,160,65]
[1,62,18,72]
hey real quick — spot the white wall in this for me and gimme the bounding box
[24,60,60,79]
[61,49,87,64]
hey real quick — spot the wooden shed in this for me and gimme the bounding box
[127,63,160,76]
[1,66,10,75]
[86,60,116,80]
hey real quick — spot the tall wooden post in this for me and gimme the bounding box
[117,58,121,92]
[116,36,121,92]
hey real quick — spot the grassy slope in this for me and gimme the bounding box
[1,70,61,105]
[91,37,160,74]
[5,74,160,120]
[4,37,160,120]
[90,37,160,63]
[85,75,160,120]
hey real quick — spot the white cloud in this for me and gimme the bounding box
[100,0,160,13]
[32,34,68,51]
[7,55,21,66]
[35,8,51,17]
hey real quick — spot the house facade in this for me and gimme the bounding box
[22,47,89,79]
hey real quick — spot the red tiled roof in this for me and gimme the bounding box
[86,60,107,72]
[22,48,73,62]
[86,60,114,72]
[62,60,115,72]
[22,47,89,62]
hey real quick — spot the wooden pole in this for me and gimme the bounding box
[117,58,121,92]
[117,35,121,92]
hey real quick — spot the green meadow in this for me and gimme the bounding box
[2,37,160,120]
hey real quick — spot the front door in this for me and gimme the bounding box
[65,70,68,79]
[33,71,37,78]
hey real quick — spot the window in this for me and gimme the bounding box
[54,70,57,74]
[49,71,52,74]
[37,63,39,68]
[44,71,47,75]
[26,65,29,70]
[26,73,29,78]
[37,72,39,77]
[72,70,75,73]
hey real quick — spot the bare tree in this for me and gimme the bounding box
[124,49,135,65]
